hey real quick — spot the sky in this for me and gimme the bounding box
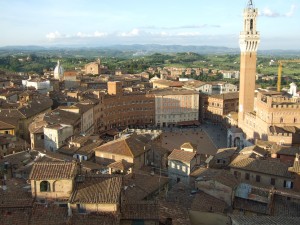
[0,0,299,49]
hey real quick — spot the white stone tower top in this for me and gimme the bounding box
[54,60,64,80]
[239,0,260,52]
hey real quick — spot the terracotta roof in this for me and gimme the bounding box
[29,161,78,180]
[0,189,33,209]
[194,168,238,188]
[94,134,147,158]
[123,173,169,201]
[234,197,268,214]
[213,147,237,158]
[210,92,239,100]
[191,192,228,213]
[0,117,19,127]
[0,120,16,129]
[150,87,198,96]
[230,215,300,225]
[76,140,103,156]
[69,213,119,225]
[34,149,104,172]
[239,145,267,156]
[0,209,31,225]
[74,103,94,113]
[44,109,81,126]
[270,145,300,156]
[0,150,39,168]
[108,159,133,171]
[180,142,197,150]
[69,175,122,204]
[230,158,292,178]
[166,182,194,208]
[29,204,67,225]
[168,149,196,164]
[121,201,159,220]
[159,201,191,225]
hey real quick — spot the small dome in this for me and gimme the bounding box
[54,60,64,80]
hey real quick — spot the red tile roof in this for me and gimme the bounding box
[69,175,122,204]
[29,162,78,180]
[94,134,147,158]
[108,159,133,171]
[168,149,196,164]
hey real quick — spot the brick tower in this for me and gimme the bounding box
[238,0,260,128]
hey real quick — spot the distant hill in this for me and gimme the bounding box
[0,44,300,57]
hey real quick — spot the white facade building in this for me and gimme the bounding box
[22,78,52,94]
[153,88,199,127]
[44,124,73,152]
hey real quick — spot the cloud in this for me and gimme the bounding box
[285,4,296,17]
[176,32,202,37]
[46,31,108,40]
[94,31,108,37]
[46,31,65,40]
[141,24,221,30]
[76,31,108,38]
[260,4,297,17]
[119,28,140,37]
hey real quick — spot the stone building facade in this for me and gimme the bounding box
[152,88,199,127]
[84,59,101,75]
[239,91,300,146]
[103,82,155,130]
[203,92,239,124]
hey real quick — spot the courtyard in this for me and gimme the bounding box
[161,123,228,156]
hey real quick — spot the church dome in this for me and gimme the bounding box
[54,60,64,80]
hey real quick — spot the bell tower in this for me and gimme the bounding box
[238,0,260,128]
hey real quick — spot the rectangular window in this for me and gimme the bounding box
[256,175,261,182]
[271,178,276,186]
[245,173,250,180]
[284,180,294,189]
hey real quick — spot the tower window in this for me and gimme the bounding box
[250,19,253,31]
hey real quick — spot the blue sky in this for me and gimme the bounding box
[0,0,299,49]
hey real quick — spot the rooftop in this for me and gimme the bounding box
[69,175,122,204]
[168,149,196,164]
[29,161,78,180]
[94,133,148,158]
[230,157,292,178]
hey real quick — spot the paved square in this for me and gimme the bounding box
[161,129,218,155]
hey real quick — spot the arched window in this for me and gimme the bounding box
[250,19,253,31]
[40,181,50,192]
